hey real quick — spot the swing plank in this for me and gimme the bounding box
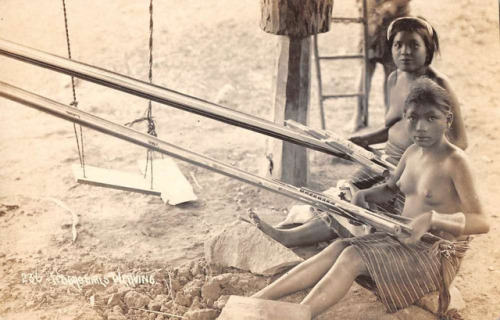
[218,296,311,320]
[71,164,161,196]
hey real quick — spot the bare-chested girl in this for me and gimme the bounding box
[249,77,489,319]
[249,17,468,247]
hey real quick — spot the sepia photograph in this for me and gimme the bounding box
[0,0,499,319]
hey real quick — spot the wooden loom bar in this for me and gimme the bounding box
[0,81,411,237]
[0,38,387,175]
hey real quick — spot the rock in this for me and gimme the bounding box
[185,308,219,320]
[416,285,466,314]
[201,279,222,301]
[218,296,310,320]
[206,299,214,308]
[214,295,230,310]
[448,286,466,311]
[175,292,192,307]
[149,301,162,312]
[392,305,436,320]
[204,221,304,276]
[112,305,123,314]
[176,266,192,279]
[191,296,201,309]
[183,279,204,299]
[212,273,234,286]
[116,286,133,299]
[107,293,122,307]
[107,312,127,320]
[123,291,151,308]
[148,294,168,311]
[191,261,203,276]
[171,279,182,291]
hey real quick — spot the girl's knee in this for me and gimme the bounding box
[322,239,350,254]
[312,240,351,264]
[336,246,367,275]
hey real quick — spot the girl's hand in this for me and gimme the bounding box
[348,135,369,148]
[400,211,433,245]
[352,190,368,209]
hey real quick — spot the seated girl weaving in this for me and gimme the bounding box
[250,78,489,318]
[249,17,469,247]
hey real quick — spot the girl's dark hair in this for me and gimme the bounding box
[404,77,452,115]
[387,17,440,65]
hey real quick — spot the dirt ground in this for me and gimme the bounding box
[0,0,499,319]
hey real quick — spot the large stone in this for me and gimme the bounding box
[204,221,304,276]
[218,296,310,320]
[415,285,466,314]
[392,305,436,320]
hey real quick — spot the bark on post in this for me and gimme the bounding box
[261,0,333,187]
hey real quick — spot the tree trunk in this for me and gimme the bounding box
[260,0,333,37]
[268,36,311,187]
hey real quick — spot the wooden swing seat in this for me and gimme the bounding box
[72,163,161,195]
[71,158,197,205]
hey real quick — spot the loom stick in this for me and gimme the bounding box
[0,81,411,237]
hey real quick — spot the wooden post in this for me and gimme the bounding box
[261,0,333,187]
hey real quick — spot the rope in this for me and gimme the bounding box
[145,0,156,189]
[125,0,158,190]
[62,0,86,178]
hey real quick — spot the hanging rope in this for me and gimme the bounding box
[62,0,86,178]
[144,0,156,190]
[125,0,158,190]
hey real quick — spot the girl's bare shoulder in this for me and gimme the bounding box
[426,67,452,89]
[387,70,398,88]
[444,145,470,172]
[400,143,419,162]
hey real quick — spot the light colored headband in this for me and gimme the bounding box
[387,17,434,40]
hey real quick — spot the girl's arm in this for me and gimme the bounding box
[352,183,398,207]
[403,153,489,244]
[349,71,399,147]
[352,145,410,207]
[349,126,390,148]
[446,153,489,235]
[435,75,468,150]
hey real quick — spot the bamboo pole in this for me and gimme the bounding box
[0,81,410,237]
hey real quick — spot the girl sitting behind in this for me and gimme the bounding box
[251,78,489,319]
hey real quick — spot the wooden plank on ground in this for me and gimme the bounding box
[218,296,311,320]
[138,158,197,205]
[72,164,161,196]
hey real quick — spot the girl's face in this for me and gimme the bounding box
[404,103,451,148]
[392,31,428,73]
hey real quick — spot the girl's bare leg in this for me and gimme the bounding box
[345,60,376,132]
[249,212,336,247]
[301,246,369,318]
[252,240,350,300]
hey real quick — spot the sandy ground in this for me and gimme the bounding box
[0,0,499,319]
